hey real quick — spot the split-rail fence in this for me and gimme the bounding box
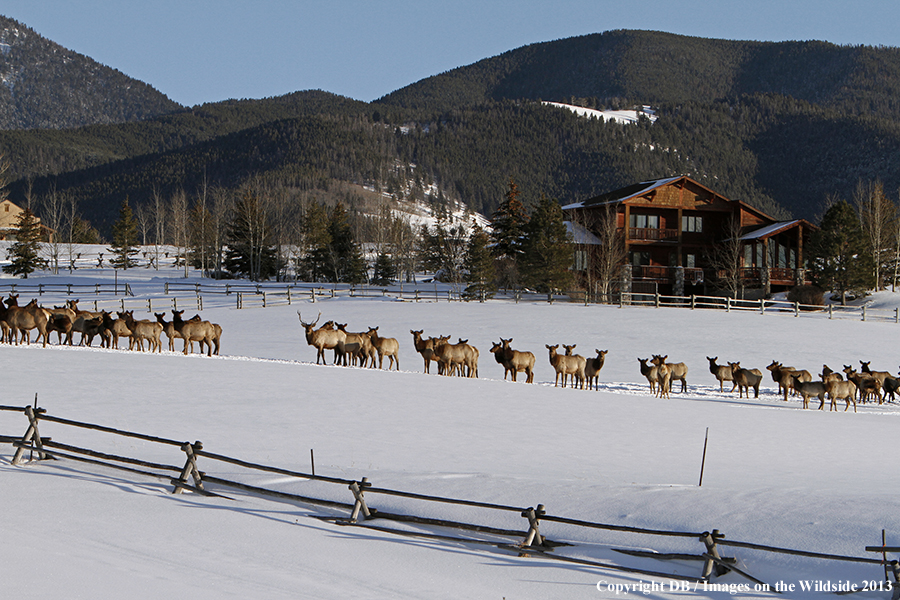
[3,404,898,593]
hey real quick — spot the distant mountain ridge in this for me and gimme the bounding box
[4,26,900,233]
[378,30,900,120]
[0,15,181,130]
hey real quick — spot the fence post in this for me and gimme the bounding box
[349,477,372,522]
[655,292,660,308]
[173,441,204,494]
[829,304,833,319]
[691,294,696,310]
[700,529,728,580]
[120,298,125,312]
[760,298,765,315]
[310,288,316,303]
[237,292,242,309]
[262,292,267,308]
[415,289,419,303]
[521,504,546,547]
[67,283,72,295]
[11,405,48,465]
[165,282,169,295]
[726,297,730,312]
[862,305,867,322]
[896,307,899,324]
[287,288,291,305]
[38,284,43,295]
[148,298,152,313]
[795,301,799,317]
[198,296,203,311]
[548,292,553,305]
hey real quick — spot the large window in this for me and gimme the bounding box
[682,215,703,232]
[629,214,659,229]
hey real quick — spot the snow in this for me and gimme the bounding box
[544,102,659,125]
[3,259,900,598]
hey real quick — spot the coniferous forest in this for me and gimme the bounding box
[3,19,900,283]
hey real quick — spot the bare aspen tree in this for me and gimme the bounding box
[38,186,66,274]
[855,180,896,291]
[573,204,627,303]
[64,194,79,272]
[133,202,151,246]
[151,187,166,269]
[707,216,745,298]
[211,186,232,279]
[168,189,191,277]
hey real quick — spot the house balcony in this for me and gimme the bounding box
[632,266,705,284]
[739,267,808,287]
[628,228,679,242]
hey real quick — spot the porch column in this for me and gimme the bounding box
[762,238,771,296]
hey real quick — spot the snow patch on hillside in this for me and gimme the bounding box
[543,101,658,124]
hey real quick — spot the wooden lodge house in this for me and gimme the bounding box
[0,198,55,242]
[562,176,816,298]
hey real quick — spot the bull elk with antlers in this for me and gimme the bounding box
[298,312,345,365]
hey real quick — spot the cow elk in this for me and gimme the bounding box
[728,362,762,399]
[791,374,827,409]
[546,344,584,389]
[584,349,608,390]
[651,355,671,398]
[366,327,400,370]
[490,338,535,383]
[707,356,734,392]
[637,358,658,394]
[411,330,441,373]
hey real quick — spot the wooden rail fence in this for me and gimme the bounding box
[3,404,898,591]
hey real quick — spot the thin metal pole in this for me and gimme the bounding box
[699,427,709,487]
[310,448,315,477]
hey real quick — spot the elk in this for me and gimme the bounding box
[664,359,688,393]
[155,312,183,351]
[821,365,843,386]
[366,327,400,370]
[46,313,74,346]
[637,357,658,394]
[707,356,734,392]
[6,298,49,347]
[336,323,376,368]
[298,312,345,364]
[651,355,671,398]
[882,374,900,403]
[434,336,469,377]
[767,361,811,401]
[584,349,608,390]
[410,330,440,373]
[79,315,106,347]
[68,300,106,346]
[791,374,827,409]
[101,311,131,349]
[728,362,762,399]
[843,365,881,404]
[119,311,163,352]
[172,309,215,356]
[546,344,584,389]
[860,361,892,388]
[493,337,535,383]
[825,379,858,412]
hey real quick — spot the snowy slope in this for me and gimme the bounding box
[2,265,900,598]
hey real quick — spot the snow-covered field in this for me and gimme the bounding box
[2,262,900,599]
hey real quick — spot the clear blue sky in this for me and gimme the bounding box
[3,0,898,107]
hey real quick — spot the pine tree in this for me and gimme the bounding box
[809,200,875,304]
[519,194,574,293]
[224,190,280,280]
[108,199,139,270]
[462,223,496,300]
[490,179,529,289]
[306,203,367,283]
[371,252,397,286]
[3,208,45,278]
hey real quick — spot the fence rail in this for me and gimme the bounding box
[4,405,897,590]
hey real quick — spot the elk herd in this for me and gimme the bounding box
[298,311,893,415]
[0,294,222,356]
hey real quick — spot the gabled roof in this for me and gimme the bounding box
[562,175,777,223]
[739,219,816,240]
[562,177,683,210]
[565,221,602,245]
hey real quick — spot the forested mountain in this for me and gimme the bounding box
[3,27,900,235]
[0,15,181,129]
